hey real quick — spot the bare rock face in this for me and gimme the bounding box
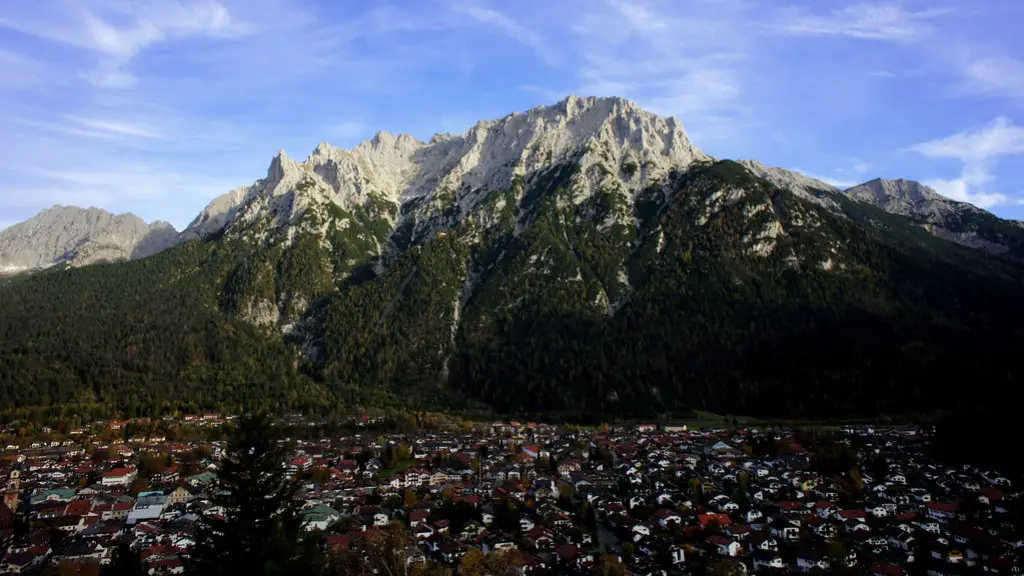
[8,97,1023,278]
[845,178,946,218]
[0,206,179,272]
[181,96,711,244]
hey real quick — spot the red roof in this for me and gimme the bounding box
[64,500,91,516]
[698,513,732,527]
[103,467,135,478]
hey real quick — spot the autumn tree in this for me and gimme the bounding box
[460,549,486,576]
[404,488,420,509]
[329,522,411,576]
[599,554,628,576]
[708,559,746,576]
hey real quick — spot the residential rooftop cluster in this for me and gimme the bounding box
[0,416,1021,575]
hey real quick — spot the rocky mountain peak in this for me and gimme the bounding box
[0,205,179,271]
[267,148,302,185]
[182,97,711,243]
[843,178,1024,256]
[846,178,942,210]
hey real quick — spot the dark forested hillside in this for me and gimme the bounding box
[0,240,330,419]
[446,161,1024,418]
[2,160,1023,421]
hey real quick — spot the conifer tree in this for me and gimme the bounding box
[191,413,317,575]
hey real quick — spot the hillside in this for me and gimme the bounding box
[2,97,1023,421]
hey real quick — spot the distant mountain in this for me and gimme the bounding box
[0,206,179,273]
[2,96,1023,420]
[735,163,1024,258]
[844,178,1024,257]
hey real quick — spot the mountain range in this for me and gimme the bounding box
[2,96,1023,420]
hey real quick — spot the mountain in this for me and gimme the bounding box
[0,206,179,273]
[2,96,1024,421]
[736,163,1024,258]
[844,178,1024,257]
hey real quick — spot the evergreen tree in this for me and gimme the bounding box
[190,413,316,576]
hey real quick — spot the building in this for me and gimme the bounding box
[102,467,138,487]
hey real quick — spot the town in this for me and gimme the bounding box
[0,415,1020,575]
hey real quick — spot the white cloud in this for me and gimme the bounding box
[65,116,166,140]
[955,56,1024,100]
[770,4,949,42]
[921,177,1010,209]
[909,117,1024,161]
[0,0,252,88]
[909,117,1024,208]
[554,0,752,143]
[452,2,558,66]
[794,169,858,189]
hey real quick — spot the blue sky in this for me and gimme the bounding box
[1,0,1023,231]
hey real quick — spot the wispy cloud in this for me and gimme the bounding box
[536,0,754,146]
[452,2,558,66]
[1,0,1022,227]
[770,4,949,42]
[0,49,47,90]
[65,116,166,140]
[795,169,859,189]
[954,56,1024,100]
[3,163,245,227]
[0,0,249,88]
[909,117,1024,208]
[910,117,1024,160]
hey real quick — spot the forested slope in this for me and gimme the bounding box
[5,160,1021,421]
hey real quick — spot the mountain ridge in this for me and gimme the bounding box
[2,97,1024,420]
[5,97,1021,269]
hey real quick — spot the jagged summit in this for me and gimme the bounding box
[9,97,1024,278]
[182,96,710,242]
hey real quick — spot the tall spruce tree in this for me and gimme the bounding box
[190,413,316,575]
